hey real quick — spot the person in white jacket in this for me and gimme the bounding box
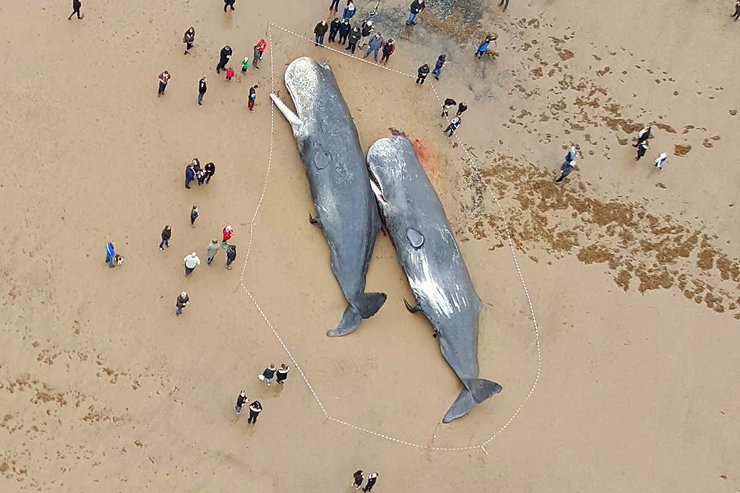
[184,252,201,275]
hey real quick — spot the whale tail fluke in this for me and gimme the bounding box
[326,293,387,338]
[442,379,502,423]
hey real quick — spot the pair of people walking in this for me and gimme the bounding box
[352,470,379,491]
[259,364,290,385]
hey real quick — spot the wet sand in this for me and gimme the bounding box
[1,0,738,491]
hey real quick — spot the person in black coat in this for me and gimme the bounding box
[456,101,468,116]
[338,19,351,45]
[314,20,329,46]
[159,225,171,251]
[416,64,430,84]
[204,162,216,184]
[224,0,236,12]
[226,245,237,269]
[329,17,341,43]
[406,0,425,25]
[216,46,232,73]
[68,0,83,20]
[346,26,361,54]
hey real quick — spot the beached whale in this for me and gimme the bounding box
[270,57,386,337]
[367,135,502,423]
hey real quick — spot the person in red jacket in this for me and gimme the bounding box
[221,225,233,248]
[379,38,395,65]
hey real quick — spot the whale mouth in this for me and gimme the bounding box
[368,168,387,204]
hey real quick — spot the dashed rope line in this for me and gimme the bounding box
[236,22,542,453]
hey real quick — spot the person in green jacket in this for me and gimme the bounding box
[241,57,249,74]
[206,239,219,265]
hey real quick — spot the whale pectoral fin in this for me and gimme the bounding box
[442,379,502,423]
[326,293,387,338]
[403,299,422,313]
[269,93,302,129]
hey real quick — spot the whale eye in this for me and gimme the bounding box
[407,228,424,248]
[314,149,330,170]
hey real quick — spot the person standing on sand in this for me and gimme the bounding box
[352,470,365,490]
[253,39,267,69]
[379,38,396,65]
[499,0,510,11]
[444,116,461,137]
[185,162,195,189]
[68,0,83,20]
[406,0,425,25]
[206,239,219,265]
[276,364,290,384]
[190,205,199,226]
[222,225,234,248]
[359,20,374,48]
[329,17,341,43]
[235,390,247,415]
[654,152,667,171]
[184,252,200,275]
[248,85,257,111]
[476,35,494,59]
[314,20,329,46]
[159,225,172,251]
[456,101,468,117]
[241,57,250,74]
[260,364,276,385]
[105,242,116,268]
[346,26,361,54]
[363,472,379,492]
[197,77,207,106]
[636,140,648,161]
[247,401,262,424]
[441,97,456,117]
[329,0,340,14]
[204,162,216,184]
[176,291,189,316]
[183,27,195,54]
[225,244,237,269]
[363,32,384,62]
[633,126,651,147]
[343,0,357,20]
[431,54,446,80]
[157,70,171,97]
[732,0,740,21]
[416,64,430,84]
[224,0,236,12]
[339,19,351,45]
[216,46,232,74]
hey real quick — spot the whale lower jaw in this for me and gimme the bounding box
[442,378,503,423]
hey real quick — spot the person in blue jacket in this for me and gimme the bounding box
[431,54,446,80]
[184,162,195,189]
[105,242,116,268]
[343,0,356,20]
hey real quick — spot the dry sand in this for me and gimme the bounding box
[1,0,738,491]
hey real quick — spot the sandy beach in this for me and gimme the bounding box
[1,0,738,491]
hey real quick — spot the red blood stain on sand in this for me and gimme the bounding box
[389,128,440,179]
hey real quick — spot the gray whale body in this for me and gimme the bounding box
[367,135,502,423]
[270,57,386,337]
